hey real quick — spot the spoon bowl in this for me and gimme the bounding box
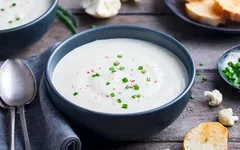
[0,59,37,106]
[217,45,240,90]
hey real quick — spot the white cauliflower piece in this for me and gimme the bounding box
[218,108,239,126]
[204,89,222,106]
[83,0,121,18]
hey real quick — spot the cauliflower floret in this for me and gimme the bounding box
[83,0,121,18]
[204,89,222,106]
[218,108,239,126]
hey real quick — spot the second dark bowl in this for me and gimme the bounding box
[45,25,196,141]
[0,0,58,57]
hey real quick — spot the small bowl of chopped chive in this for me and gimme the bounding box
[218,45,240,90]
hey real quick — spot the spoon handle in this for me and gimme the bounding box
[18,106,31,150]
[10,107,15,150]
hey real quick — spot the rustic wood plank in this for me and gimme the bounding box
[83,142,240,150]
[59,0,171,14]
[17,15,240,70]
[148,71,240,142]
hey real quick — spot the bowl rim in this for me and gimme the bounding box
[217,44,240,90]
[0,0,59,33]
[45,25,196,116]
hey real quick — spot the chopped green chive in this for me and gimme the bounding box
[238,58,240,62]
[136,94,141,98]
[201,76,208,83]
[138,66,143,70]
[190,95,194,99]
[122,104,128,109]
[141,70,147,74]
[133,84,140,90]
[73,92,78,96]
[132,95,136,99]
[12,3,16,7]
[92,73,100,77]
[109,67,116,73]
[106,82,110,85]
[119,66,125,70]
[196,72,201,76]
[110,93,115,97]
[146,78,151,82]
[1,9,5,11]
[125,85,130,89]
[89,24,96,28]
[8,21,13,24]
[117,99,122,103]
[199,61,204,66]
[16,17,20,21]
[113,61,119,66]
[122,77,128,83]
[117,54,122,58]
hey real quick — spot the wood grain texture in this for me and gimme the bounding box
[13,1,240,149]
[59,0,171,14]
[87,142,240,150]
[17,15,240,70]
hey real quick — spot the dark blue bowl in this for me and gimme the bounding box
[45,25,196,141]
[0,0,58,57]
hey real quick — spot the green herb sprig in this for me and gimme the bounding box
[57,6,79,34]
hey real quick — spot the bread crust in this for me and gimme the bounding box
[183,122,229,150]
[213,0,240,22]
[185,1,226,26]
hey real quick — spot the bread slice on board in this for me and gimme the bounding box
[185,0,226,26]
[183,122,229,150]
[213,0,240,22]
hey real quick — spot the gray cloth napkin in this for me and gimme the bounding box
[0,44,81,150]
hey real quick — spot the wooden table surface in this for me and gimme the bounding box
[17,1,240,149]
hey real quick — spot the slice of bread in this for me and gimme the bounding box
[213,0,240,22]
[185,0,226,26]
[183,122,229,150]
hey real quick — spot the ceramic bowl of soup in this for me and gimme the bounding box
[45,25,195,141]
[0,0,58,57]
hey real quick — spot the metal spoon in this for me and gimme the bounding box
[0,59,37,150]
[0,100,15,150]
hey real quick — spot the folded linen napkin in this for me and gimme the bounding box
[0,44,81,150]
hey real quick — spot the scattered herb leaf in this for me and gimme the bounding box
[117,54,122,58]
[73,92,78,96]
[201,76,208,83]
[122,104,128,109]
[122,77,128,83]
[117,99,122,103]
[110,93,115,97]
[138,66,143,70]
[133,84,140,90]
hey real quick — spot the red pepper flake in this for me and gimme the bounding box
[91,69,94,72]
[130,86,133,89]
[87,71,90,74]
[105,94,109,98]
[154,80,158,83]
[105,56,109,59]
[86,85,89,87]
[130,80,135,82]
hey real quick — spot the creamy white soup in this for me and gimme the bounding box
[52,39,188,114]
[0,0,52,30]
